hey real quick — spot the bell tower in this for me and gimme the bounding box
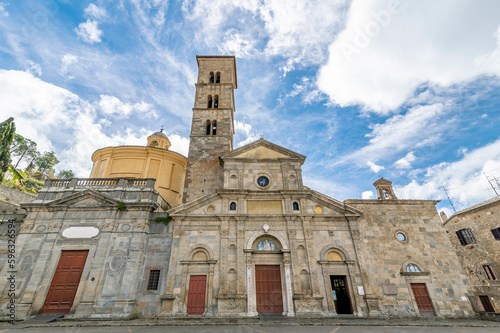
[182,56,237,203]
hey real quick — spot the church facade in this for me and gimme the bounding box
[0,56,476,319]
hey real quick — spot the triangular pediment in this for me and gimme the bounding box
[47,190,120,208]
[308,190,363,216]
[222,138,305,163]
[168,192,221,216]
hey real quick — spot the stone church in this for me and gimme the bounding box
[0,56,476,319]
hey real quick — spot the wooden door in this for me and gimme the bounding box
[187,275,207,315]
[330,276,352,314]
[411,283,435,316]
[479,296,495,312]
[255,265,283,314]
[41,250,88,315]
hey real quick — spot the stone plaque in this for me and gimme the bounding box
[382,283,397,295]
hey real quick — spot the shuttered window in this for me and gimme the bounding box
[456,228,476,245]
[491,227,500,240]
[483,265,499,281]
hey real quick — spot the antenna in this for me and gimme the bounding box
[441,186,456,213]
[484,173,499,196]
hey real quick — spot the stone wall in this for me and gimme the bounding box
[444,197,500,313]
[0,185,36,205]
[346,199,475,318]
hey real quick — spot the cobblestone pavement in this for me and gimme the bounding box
[1,324,500,333]
[1,316,500,330]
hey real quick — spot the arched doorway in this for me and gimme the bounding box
[245,234,294,316]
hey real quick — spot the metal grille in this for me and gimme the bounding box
[147,270,161,290]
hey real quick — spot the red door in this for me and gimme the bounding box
[255,265,283,314]
[41,250,88,315]
[187,275,207,315]
[411,283,435,316]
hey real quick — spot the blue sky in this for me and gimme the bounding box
[1,0,500,217]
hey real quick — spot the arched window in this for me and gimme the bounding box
[292,202,299,211]
[212,120,217,135]
[205,120,211,135]
[149,141,158,147]
[214,95,219,108]
[209,72,214,83]
[208,95,212,108]
[229,202,236,211]
[216,72,221,83]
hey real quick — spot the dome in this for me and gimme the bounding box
[151,130,168,138]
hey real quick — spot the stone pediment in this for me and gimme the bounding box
[47,190,120,208]
[222,138,305,163]
[168,192,221,216]
[308,190,363,217]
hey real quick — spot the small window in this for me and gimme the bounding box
[212,120,217,135]
[230,202,236,211]
[206,120,211,135]
[491,227,500,240]
[214,95,219,108]
[147,269,161,290]
[292,202,299,211]
[208,95,213,108]
[483,265,499,281]
[216,72,221,83]
[149,140,158,147]
[456,228,476,245]
[209,72,214,83]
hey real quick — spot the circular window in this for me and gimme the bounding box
[396,232,407,242]
[257,176,270,188]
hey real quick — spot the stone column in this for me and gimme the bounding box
[244,249,257,316]
[282,250,295,316]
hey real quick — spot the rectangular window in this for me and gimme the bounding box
[147,270,161,290]
[456,228,476,245]
[491,227,500,240]
[483,265,499,281]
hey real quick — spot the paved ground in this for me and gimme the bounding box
[1,325,500,333]
[1,316,500,332]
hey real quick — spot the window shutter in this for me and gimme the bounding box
[466,228,476,244]
[491,228,500,240]
[456,230,466,245]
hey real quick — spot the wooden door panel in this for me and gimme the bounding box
[187,275,207,315]
[255,265,283,314]
[480,296,495,312]
[411,283,435,315]
[41,250,88,315]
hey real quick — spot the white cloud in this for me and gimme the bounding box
[184,0,348,72]
[367,161,384,173]
[0,2,8,16]
[286,77,324,104]
[219,30,256,58]
[235,120,260,147]
[75,19,103,43]
[394,151,416,169]
[362,190,374,199]
[61,54,78,77]
[394,137,500,209]
[167,134,190,157]
[346,103,445,165]
[84,3,107,20]
[317,0,500,113]
[26,60,42,77]
[97,95,157,118]
[0,69,165,176]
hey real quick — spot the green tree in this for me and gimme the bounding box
[34,151,59,180]
[57,169,75,179]
[10,134,39,168]
[0,117,15,182]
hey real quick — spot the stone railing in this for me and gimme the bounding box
[43,178,156,189]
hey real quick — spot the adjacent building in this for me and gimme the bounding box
[443,195,500,314]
